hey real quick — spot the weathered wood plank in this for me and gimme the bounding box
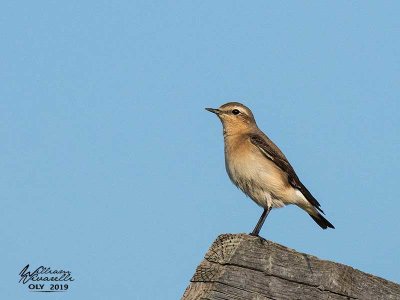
[182,234,400,300]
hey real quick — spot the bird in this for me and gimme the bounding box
[205,102,334,236]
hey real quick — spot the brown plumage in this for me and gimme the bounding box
[206,102,334,235]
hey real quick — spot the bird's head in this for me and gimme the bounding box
[206,102,257,134]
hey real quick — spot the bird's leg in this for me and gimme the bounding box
[250,207,271,236]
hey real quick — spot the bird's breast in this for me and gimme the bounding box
[224,136,291,207]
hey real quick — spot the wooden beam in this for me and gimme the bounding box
[182,234,400,300]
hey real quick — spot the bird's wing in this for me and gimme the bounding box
[249,134,323,213]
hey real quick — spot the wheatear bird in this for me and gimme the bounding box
[206,102,334,236]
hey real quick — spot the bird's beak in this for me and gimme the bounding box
[205,108,221,115]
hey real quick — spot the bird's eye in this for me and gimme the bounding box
[232,109,240,115]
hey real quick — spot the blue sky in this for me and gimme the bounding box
[1,1,399,299]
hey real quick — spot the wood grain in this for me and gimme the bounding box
[182,234,400,300]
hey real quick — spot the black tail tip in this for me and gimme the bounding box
[310,213,335,229]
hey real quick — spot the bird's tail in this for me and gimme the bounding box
[309,212,335,229]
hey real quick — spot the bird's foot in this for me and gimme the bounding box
[249,232,267,244]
